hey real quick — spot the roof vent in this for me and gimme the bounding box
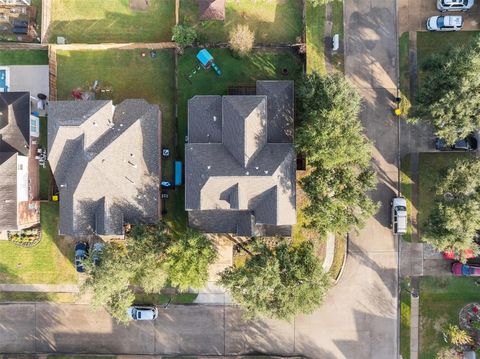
[207,165,211,169]
[213,116,217,122]
[264,170,269,174]
[245,171,249,175]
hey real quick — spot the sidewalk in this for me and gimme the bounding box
[410,295,419,359]
[0,283,79,293]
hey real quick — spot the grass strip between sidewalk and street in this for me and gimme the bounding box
[306,2,326,75]
[0,292,78,303]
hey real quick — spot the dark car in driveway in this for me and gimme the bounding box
[74,242,89,273]
[435,135,478,151]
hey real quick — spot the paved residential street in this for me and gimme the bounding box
[0,1,400,358]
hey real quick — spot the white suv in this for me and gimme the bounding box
[426,15,464,31]
[437,0,474,11]
[391,197,407,235]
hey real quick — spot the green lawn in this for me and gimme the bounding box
[175,48,302,230]
[56,48,175,180]
[0,292,77,303]
[306,2,326,75]
[400,280,411,359]
[401,154,413,242]
[399,32,409,99]
[0,49,48,65]
[134,292,198,305]
[420,276,480,358]
[0,202,77,284]
[49,0,175,43]
[180,0,302,44]
[418,153,472,238]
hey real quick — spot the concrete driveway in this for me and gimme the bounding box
[400,0,480,33]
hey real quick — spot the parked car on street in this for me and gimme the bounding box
[437,0,474,11]
[127,306,158,321]
[435,135,477,151]
[426,15,464,31]
[74,242,89,273]
[391,197,408,235]
[452,262,480,276]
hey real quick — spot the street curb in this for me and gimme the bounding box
[334,234,348,285]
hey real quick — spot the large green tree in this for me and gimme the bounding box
[296,73,378,235]
[83,225,216,323]
[218,241,331,321]
[423,158,480,261]
[415,35,480,144]
[301,165,378,236]
[163,229,218,291]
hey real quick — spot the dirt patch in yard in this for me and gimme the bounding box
[129,0,150,11]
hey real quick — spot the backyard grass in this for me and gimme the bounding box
[419,276,480,358]
[0,292,78,303]
[306,2,326,75]
[400,154,413,242]
[180,0,303,44]
[49,0,175,43]
[418,153,472,238]
[0,202,77,284]
[175,48,302,230]
[400,279,411,359]
[328,235,346,280]
[0,49,48,65]
[331,0,344,73]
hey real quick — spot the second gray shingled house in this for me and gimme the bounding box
[185,80,296,237]
[48,99,161,238]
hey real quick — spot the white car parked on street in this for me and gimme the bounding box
[437,0,474,12]
[426,15,464,31]
[127,306,158,321]
[391,197,407,235]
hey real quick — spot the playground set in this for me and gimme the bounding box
[184,49,222,84]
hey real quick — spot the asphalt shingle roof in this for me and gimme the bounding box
[48,99,161,237]
[0,92,30,156]
[0,152,18,230]
[185,80,296,237]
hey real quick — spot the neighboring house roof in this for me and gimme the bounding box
[0,152,18,230]
[48,99,161,237]
[185,80,296,237]
[0,92,30,156]
[198,0,225,21]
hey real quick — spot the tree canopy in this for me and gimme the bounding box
[171,24,197,48]
[296,72,378,235]
[163,229,218,291]
[423,158,480,261]
[218,240,331,321]
[415,35,480,144]
[83,224,217,323]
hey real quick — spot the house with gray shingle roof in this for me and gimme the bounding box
[185,80,296,237]
[0,92,40,231]
[48,99,161,238]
